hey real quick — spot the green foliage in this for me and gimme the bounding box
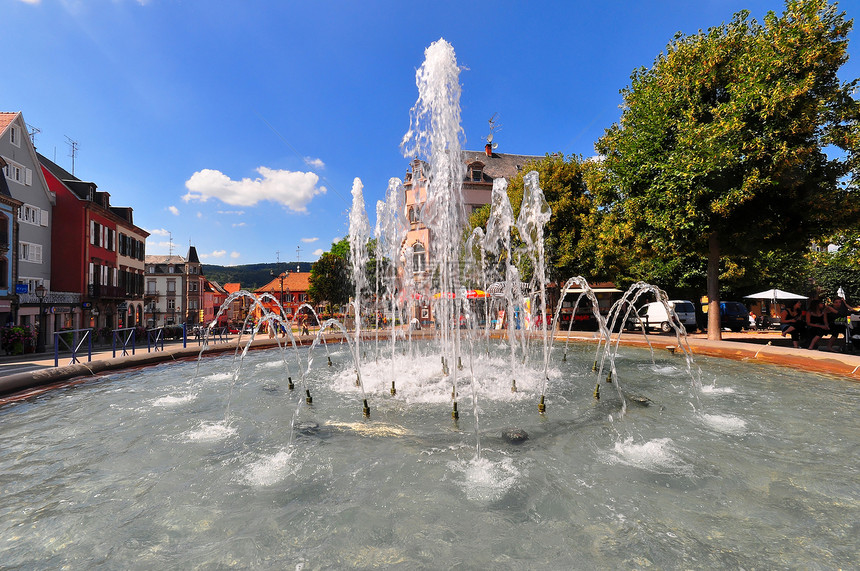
[595,0,859,308]
[202,262,312,289]
[308,239,352,309]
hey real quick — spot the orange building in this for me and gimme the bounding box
[253,271,312,323]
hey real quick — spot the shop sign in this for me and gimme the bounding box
[50,306,72,314]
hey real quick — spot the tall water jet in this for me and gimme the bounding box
[348,177,371,366]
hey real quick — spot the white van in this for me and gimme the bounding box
[637,300,697,332]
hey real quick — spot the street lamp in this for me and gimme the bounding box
[35,284,47,353]
[270,269,289,318]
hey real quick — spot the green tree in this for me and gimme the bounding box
[308,239,352,312]
[595,0,859,339]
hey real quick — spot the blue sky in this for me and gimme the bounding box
[5,0,859,265]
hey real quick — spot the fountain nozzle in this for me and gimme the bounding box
[457,356,463,370]
[287,376,294,391]
[355,373,361,387]
[363,399,370,418]
[562,353,567,362]
[327,356,333,367]
[511,379,517,393]
[538,395,546,414]
[592,360,598,372]
[593,383,600,400]
[606,372,613,383]
[306,389,313,405]
[452,402,459,420]
[390,381,396,396]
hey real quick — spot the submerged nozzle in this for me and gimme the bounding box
[592,360,598,372]
[363,399,370,418]
[562,353,567,362]
[287,376,294,391]
[538,395,546,414]
[593,383,600,400]
[355,373,361,387]
[390,381,396,396]
[327,356,332,367]
[452,402,459,420]
[511,379,517,393]
[606,372,612,383]
[305,389,313,405]
[457,356,463,370]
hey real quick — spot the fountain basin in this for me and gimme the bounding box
[0,343,857,568]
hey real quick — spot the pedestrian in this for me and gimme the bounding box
[825,297,851,351]
[780,301,805,349]
[301,319,309,336]
[805,299,829,350]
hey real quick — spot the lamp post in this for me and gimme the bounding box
[35,284,47,353]
[270,269,289,318]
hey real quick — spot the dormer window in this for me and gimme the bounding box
[468,162,484,182]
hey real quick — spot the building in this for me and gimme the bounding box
[40,153,148,332]
[1,112,58,336]
[253,269,312,323]
[402,144,541,320]
[223,282,250,328]
[203,279,228,327]
[0,156,22,328]
[144,247,202,328]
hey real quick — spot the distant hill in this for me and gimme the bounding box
[202,262,313,290]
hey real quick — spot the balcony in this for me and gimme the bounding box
[88,284,126,299]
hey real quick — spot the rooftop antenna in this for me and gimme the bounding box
[168,231,174,256]
[65,135,79,175]
[27,124,40,147]
[296,245,301,262]
[485,113,501,150]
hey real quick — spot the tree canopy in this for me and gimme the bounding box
[595,0,859,338]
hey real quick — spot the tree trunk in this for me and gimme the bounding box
[707,231,722,341]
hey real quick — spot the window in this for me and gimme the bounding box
[167,299,176,310]
[189,300,198,310]
[19,205,42,226]
[19,242,43,263]
[412,242,426,273]
[469,163,484,182]
[167,280,176,293]
[189,281,198,292]
[147,266,155,273]
[9,125,20,147]
[146,280,156,294]
[2,157,31,186]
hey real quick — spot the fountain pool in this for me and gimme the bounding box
[1,342,857,568]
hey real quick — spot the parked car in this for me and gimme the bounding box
[720,301,749,332]
[633,300,698,333]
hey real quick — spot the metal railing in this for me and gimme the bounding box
[112,327,138,358]
[53,328,94,367]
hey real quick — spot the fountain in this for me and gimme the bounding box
[0,39,857,569]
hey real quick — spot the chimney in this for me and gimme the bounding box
[485,143,492,157]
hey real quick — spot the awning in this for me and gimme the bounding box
[432,290,487,299]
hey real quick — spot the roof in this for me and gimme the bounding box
[256,271,311,293]
[460,150,542,180]
[0,112,18,134]
[224,283,242,293]
[145,255,186,265]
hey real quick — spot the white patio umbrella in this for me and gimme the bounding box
[744,288,808,302]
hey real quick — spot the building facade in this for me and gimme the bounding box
[144,247,203,328]
[40,153,148,332]
[1,112,59,337]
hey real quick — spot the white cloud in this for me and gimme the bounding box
[17,0,40,4]
[183,167,327,212]
[168,205,180,216]
[230,251,241,259]
[217,210,245,216]
[304,157,325,169]
[199,250,227,259]
[301,237,319,243]
[146,227,170,237]
[232,222,246,228]
[196,212,203,219]
[313,248,324,256]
